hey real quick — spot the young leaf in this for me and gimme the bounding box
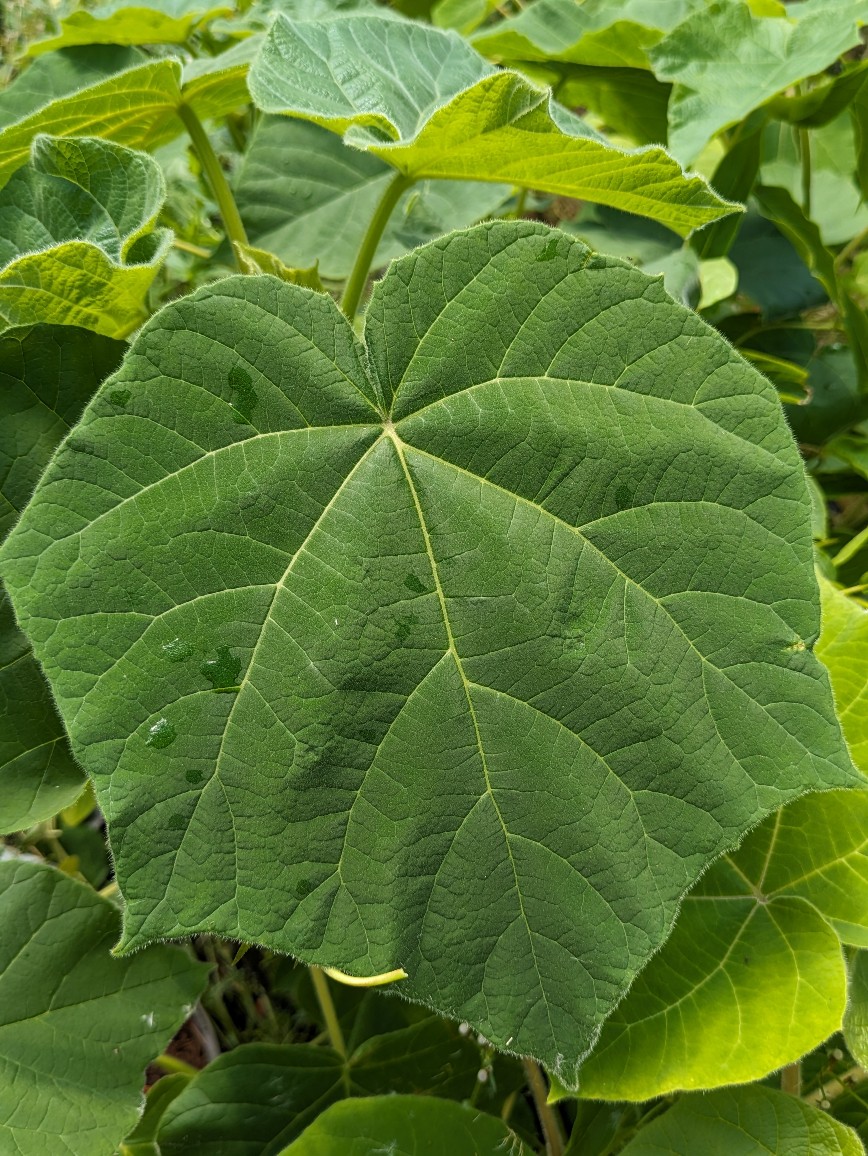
[0,221,855,1084]
[0,859,209,1156]
[650,0,868,163]
[154,1020,480,1154]
[28,0,233,56]
[0,324,124,833]
[0,134,171,337]
[572,789,863,1100]
[0,49,253,184]
[233,116,510,281]
[618,1085,864,1155]
[278,1096,529,1156]
[248,13,741,236]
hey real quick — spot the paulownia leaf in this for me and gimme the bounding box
[572,788,867,1100]
[0,324,124,834]
[618,1085,864,1156]
[0,859,209,1156]
[154,1020,481,1154]
[247,13,740,236]
[817,579,868,774]
[278,1096,529,1156]
[28,0,233,56]
[233,115,510,281]
[0,134,170,337]
[0,221,855,1084]
[650,0,868,164]
[0,46,254,185]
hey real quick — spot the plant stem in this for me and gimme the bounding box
[177,102,248,264]
[799,126,812,219]
[340,171,415,320]
[154,1053,199,1077]
[310,967,347,1058]
[522,1059,565,1156]
[781,1061,802,1096]
[513,186,529,220]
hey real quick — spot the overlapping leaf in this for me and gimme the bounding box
[0,221,854,1083]
[0,46,144,130]
[279,1096,529,1156]
[0,859,209,1155]
[0,134,170,336]
[817,579,868,773]
[248,13,740,236]
[0,44,254,185]
[29,0,233,56]
[233,115,510,281]
[650,0,868,163]
[619,1085,864,1155]
[0,324,124,833]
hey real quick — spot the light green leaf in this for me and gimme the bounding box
[0,221,854,1084]
[0,134,170,336]
[618,1085,864,1156]
[573,789,865,1100]
[432,0,498,35]
[248,13,741,236]
[817,579,868,775]
[844,951,868,1069]
[0,859,209,1156]
[29,0,233,56]
[155,1020,481,1154]
[698,255,738,309]
[120,1072,192,1156]
[0,49,253,185]
[278,1096,529,1156]
[0,45,144,130]
[650,0,868,164]
[232,241,324,291]
[233,115,510,281]
[0,323,124,834]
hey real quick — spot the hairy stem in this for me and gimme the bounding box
[310,967,347,1058]
[781,1061,802,1096]
[522,1059,565,1156]
[340,171,415,320]
[178,102,248,264]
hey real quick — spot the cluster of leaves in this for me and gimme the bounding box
[3,0,868,1153]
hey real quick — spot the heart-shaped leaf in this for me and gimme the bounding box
[28,0,233,56]
[0,46,253,184]
[233,115,510,281]
[0,859,209,1156]
[278,1096,529,1156]
[618,1085,863,1156]
[0,134,170,336]
[0,221,854,1083]
[153,1020,481,1155]
[0,324,124,833]
[248,13,740,236]
[650,0,868,163]
[572,788,866,1100]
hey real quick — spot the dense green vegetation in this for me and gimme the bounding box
[3,1,868,1152]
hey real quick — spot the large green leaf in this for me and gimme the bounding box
[29,0,233,56]
[233,116,510,281]
[0,221,854,1083]
[0,324,124,834]
[650,0,868,163]
[247,13,740,236]
[0,859,209,1156]
[0,48,253,184]
[0,134,170,337]
[573,788,866,1100]
[817,579,868,774]
[0,46,144,130]
[618,1085,864,1156]
[279,1096,529,1156]
[154,1020,481,1154]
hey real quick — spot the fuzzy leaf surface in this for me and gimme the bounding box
[248,13,740,236]
[0,221,854,1083]
[651,0,868,163]
[0,134,170,337]
[279,1096,529,1156]
[28,0,233,56]
[619,1085,864,1155]
[0,860,209,1156]
[0,324,124,833]
[0,46,144,130]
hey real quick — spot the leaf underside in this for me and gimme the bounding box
[0,221,854,1083]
